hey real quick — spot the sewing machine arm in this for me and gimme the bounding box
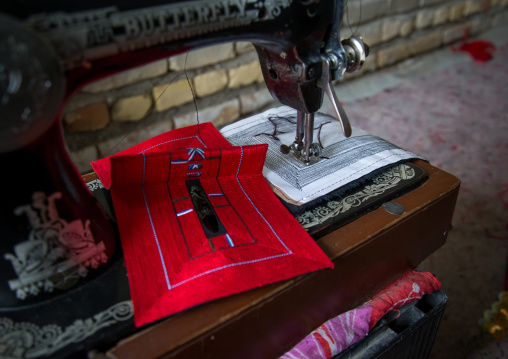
[1,0,368,155]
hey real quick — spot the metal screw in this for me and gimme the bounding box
[307,67,315,79]
[383,202,405,215]
[309,143,321,157]
[327,54,339,70]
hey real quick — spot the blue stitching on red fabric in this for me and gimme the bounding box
[142,153,172,290]
[225,234,234,247]
[187,148,205,160]
[235,146,292,254]
[138,135,207,153]
[176,208,193,216]
[141,146,295,291]
[171,252,292,288]
[168,147,293,288]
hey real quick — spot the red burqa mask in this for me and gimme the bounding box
[92,124,333,326]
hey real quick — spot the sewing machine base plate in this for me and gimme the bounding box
[286,162,428,239]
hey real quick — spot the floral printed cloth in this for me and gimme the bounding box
[280,271,441,359]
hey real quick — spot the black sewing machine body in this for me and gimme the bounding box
[2,0,346,112]
[0,1,370,357]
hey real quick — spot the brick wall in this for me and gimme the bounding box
[64,0,508,172]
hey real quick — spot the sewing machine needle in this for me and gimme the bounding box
[304,112,315,163]
[296,110,305,146]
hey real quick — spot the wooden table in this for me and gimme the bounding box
[105,160,460,359]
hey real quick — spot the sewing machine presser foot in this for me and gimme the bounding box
[280,36,369,165]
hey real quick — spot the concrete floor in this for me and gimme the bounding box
[322,24,508,359]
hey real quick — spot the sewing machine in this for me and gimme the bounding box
[0,0,364,301]
[0,0,368,157]
[0,1,459,358]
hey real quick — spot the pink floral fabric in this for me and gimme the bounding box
[280,271,441,359]
[280,304,371,359]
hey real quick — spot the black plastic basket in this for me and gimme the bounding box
[334,290,447,359]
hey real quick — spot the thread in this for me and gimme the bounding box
[183,52,203,143]
[344,0,362,37]
[99,71,181,164]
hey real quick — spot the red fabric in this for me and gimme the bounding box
[91,123,231,189]
[109,142,333,327]
[369,271,441,330]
